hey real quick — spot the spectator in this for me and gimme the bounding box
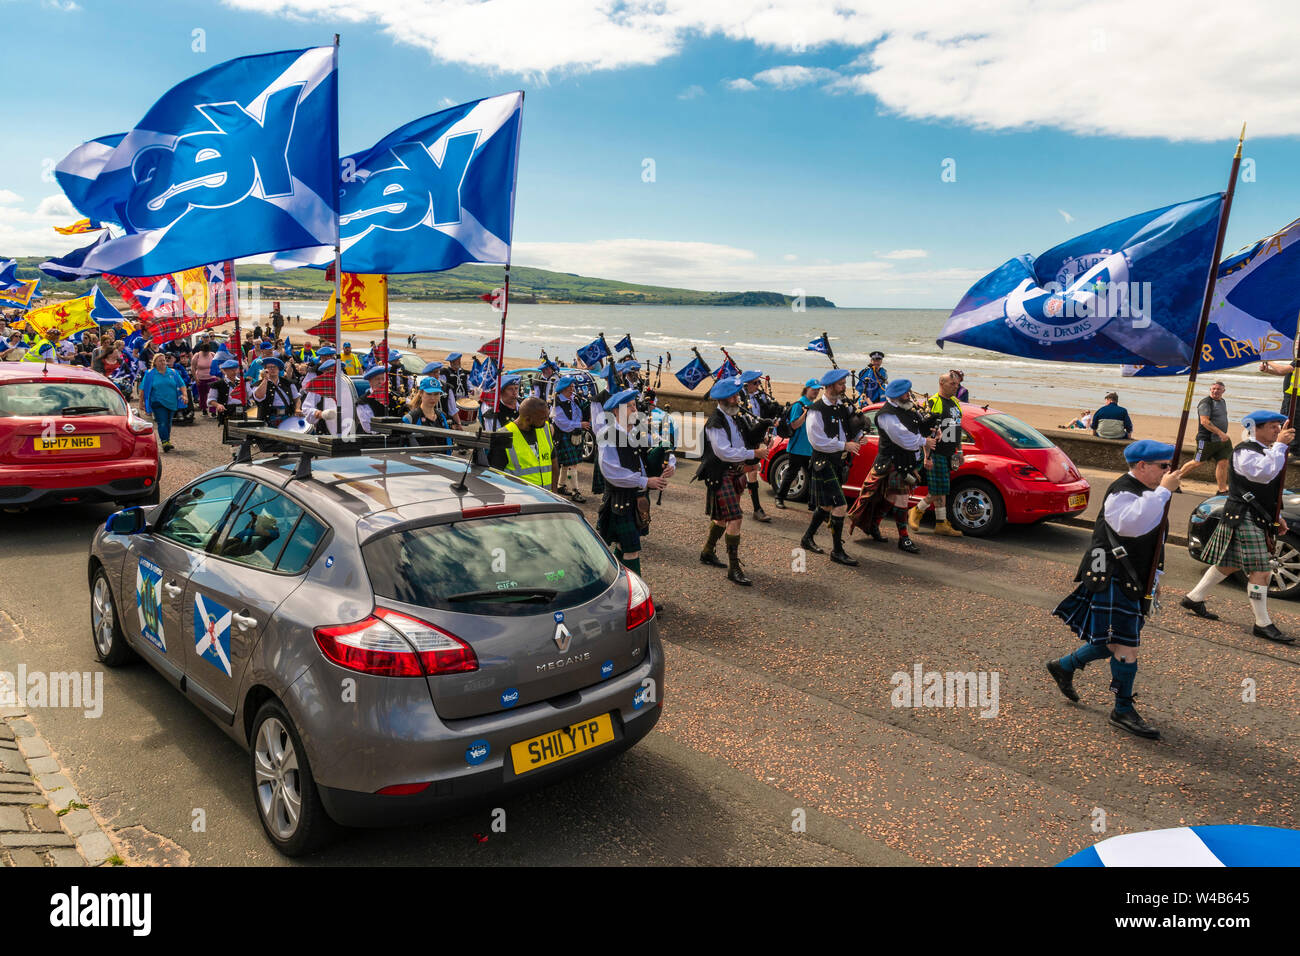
[949,369,969,402]
[139,353,189,452]
[1091,392,1133,440]
[192,343,217,416]
[1189,380,1231,493]
[1062,409,1093,430]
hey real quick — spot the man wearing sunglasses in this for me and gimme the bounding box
[1047,439,1195,739]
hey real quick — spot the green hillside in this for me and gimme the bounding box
[7,257,835,308]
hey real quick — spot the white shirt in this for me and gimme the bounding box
[552,395,583,432]
[598,430,647,490]
[1103,480,1171,536]
[705,410,751,463]
[1233,440,1288,482]
[808,397,848,453]
[876,400,927,451]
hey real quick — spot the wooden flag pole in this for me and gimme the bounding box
[331,33,349,438]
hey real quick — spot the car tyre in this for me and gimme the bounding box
[250,699,335,856]
[768,453,809,502]
[949,478,1005,537]
[1269,534,1300,599]
[91,569,136,667]
[581,431,596,463]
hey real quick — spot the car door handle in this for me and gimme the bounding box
[232,612,257,632]
[164,581,183,597]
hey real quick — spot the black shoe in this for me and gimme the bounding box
[867,525,885,542]
[752,508,772,523]
[830,548,859,566]
[898,537,920,555]
[1109,707,1161,739]
[1252,622,1295,644]
[700,551,726,568]
[775,498,787,509]
[1045,659,1079,702]
[1180,597,1219,620]
[799,534,825,555]
[727,562,752,586]
[570,491,587,504]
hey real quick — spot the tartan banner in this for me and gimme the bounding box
[228,331,246,405]
[104,260,236,345]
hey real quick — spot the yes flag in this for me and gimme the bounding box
[576,337,609,368]
[674,356,711,390]
[55,47,338,277]
[270,91,523,274]
[937,194,1225,366]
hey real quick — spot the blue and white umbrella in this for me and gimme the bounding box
[1059,825,1300,867]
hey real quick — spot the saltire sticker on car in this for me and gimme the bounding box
[135,558,166,653]
[193,593,233,677]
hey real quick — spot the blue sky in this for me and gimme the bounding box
[3,0,1299,307]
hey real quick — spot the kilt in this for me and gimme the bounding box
[554,429,586,466]
[879,460,918,496]
[925,454,953,497]
[1199,518,1272,573]
[597,494,642,553]
[810,454,848,510]
[706,465,747,521]
[1053,577,1144,647]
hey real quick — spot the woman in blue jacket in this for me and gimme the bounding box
[139,353,189,452]
[775,378,821,509]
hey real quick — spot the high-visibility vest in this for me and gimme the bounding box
[1286,371,1300,397]
[503,421,553,486]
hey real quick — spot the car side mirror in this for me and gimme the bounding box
[106,507,147,536]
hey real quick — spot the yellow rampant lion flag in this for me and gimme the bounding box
[321,273,388,331]
[23,295,97,339]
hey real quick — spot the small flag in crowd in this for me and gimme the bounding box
[674,355,711,390]
[89,286,125,325]
[0,259,21,291]
[806,333,831,355]
[53,217,103,235]
[479,337,503,359]
[0,277,40,311]
[614,333,634,354]
[55,47,339,276]
[576,336,609,367]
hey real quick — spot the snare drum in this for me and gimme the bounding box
[456,397,478,425]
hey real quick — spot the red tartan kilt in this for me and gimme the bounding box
[707,466,746,521]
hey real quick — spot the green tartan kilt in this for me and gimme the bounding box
[554,429,586,466]
[597,495,642,553]
[809,454,848,509]
[925,454,952,497]
[1199,518,1273,573]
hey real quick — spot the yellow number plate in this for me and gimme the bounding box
[510,713,615,775]
[1068,493,1087,509]
[34,436,101,451]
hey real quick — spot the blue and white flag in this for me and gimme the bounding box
[674,356,711,390]
[467,357,484,388]
[0,259,21,291]
[1059,825,1300,867]
[55,47,338,277]
[270,91,523,274]
[576,336,609,368]
[614,333,633,354]
[806,334,830,355]
[714,356,739,381]
[1124,217,1300,376]
[89,285,124,325]
[938,194,1225,366]
[39,231,111,282]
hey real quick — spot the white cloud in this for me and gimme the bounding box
[724,77,758,92]
[227,0,1300,140]
[0,190,22,204]
[879,249,927,260]
[0,195,94,257]
[783,253,798,261]
[750,65,839,89]
[42,0,82,10]
[677,84,705,100]
[35,195,75,219]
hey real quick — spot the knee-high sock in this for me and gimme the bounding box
[1059,642,1111,674]
[749,482,762,511]
[831,515,846,551]
[935,505,947,521]
[1187,566,1228,602]
[1249,582,1272,626]
[805,509,826,539]
[703,522,725,555]
[725,533,741,566]
[892,504,910,535]
[623,556,641,574]
[1109,658,1138,713]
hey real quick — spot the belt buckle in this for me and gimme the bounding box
[1111,545,1128,559]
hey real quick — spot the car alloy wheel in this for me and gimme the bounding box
[949,480,1005,537]
[581,431,596,463]
[254,716,304,842]
[91,569,134,666]
[1269,537,1300,598]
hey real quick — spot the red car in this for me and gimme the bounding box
[0,363,160,509]
[760,402,1090,536]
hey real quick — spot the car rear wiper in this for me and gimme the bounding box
[60,405,111,416]
[446,587,558,603]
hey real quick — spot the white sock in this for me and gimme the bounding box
[936,506,947,521]
[1188,567,1228,602]
[1249,583,1272,626]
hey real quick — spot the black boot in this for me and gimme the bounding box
[829,515,858,566]
[700,523,726,567]
[725,534,752,586]
[1045,660,1079,703]
[1109,707,1161,739]
[801,510,826,554]
[898,534,920,554]
[867,520,885,542]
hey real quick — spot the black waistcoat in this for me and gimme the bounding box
[809,399,847,465]
[1226,440,1285,530]
[876,403,925,468]
[1076,473,1164,598]
[694,407,744,484]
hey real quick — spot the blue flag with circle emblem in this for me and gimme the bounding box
[937,194,1225,365]
[576,336,609,368]
[674,355,711,390]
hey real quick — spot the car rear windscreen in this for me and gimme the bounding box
[0,381,127,418]
[362,511,620,615]
[979,413,1054,449]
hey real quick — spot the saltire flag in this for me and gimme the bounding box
[674,355,711,390]
[270,92,523,274]
[104,260,237,345]
[806,334,831,355]
[614,333,633,355]
[23,294,98,340]
[53,218,103,235]
[0,259,21,291]
[89,286,125,325]
[937,193,1225,366]
[713,356,739,380]
[576,336,609,368]
[1123,217,1300,376]
[0,277,40,311]
[39,230,111,282]
[55,47,339,277]
[1059,825,1300,867]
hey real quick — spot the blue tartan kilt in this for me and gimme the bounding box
[925,454,952,497]
[1053,576,1144,647]
[554,429,586,466]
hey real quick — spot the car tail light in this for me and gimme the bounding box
[314,616,427,677]
[376,781,432,796]
[128,413,154,435]
[374,608,478,675]
[626,569,655,630]
[1013,464,1048,481]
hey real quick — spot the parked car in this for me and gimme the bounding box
[759,402,1090,536]
[1187,492,1300,598]
[88,443,662,854]
[0,362,160,509]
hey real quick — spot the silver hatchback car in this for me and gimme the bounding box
[87,446,664,855]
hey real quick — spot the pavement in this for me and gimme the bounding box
[0,415,1295,866]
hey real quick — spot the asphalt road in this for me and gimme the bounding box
[1,416,1296,866]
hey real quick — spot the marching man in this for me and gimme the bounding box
[802,368,863,565]
[908,372,965,537]
[695,376,766,586]
[1047,440,1195,739]
[1182,410,1297,644]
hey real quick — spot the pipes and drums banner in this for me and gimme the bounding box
[104,260,237,345]
[0,278,41,311]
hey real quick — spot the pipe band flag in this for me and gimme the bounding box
[937,193,1225,365]
[674,355,711,390]
[713,355,740,380]
[0,278,40,311]
[104,261,237,344]
[576,336,609,367]
[614,333,633,354]
[806,334,830,355]
[270,91,524,274]
[54,47,339,277]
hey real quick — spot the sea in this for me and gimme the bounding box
[271,301,1284,418]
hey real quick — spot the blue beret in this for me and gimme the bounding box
[259,339,273,348]
[603,388,638,411]
[617,360,641,373]
[417,376,443,393]
[542,360,559,371]
[709,376,744,400]
[316,359,336,374]
[500,373,521,388]
[804,378,821,389]
[219,359,240,370]
[1123,439,1176,464]
[820,368,849,387]
[555,375,576,392]
[884,378,912,399]
[446,352,462,362]
[263,357,285,371]
[1243,409,1288,428]
[739,369,763,384]
[386,349,402,361]
[421,361,443,374]
[342,342,352,348]
[362,364,386,379]
[315,346,336,357]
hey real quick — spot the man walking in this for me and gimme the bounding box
[1188,381,1231,493]
[908,372,964,536]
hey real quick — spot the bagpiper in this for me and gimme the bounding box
[739,369,780,522]
[908,372,965,537]
[850,378,933,553]
[801,368,863,565]
[596,388,673,575]
[1182,410,1297,644]
[695,376,766,585]
[551,374,589,502]
[1047,440,1192,739]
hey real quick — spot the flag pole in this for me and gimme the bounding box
[822,332,838,370]
[331,33,349,439]
[493,269,508,414]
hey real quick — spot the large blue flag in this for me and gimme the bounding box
[576,336,609,367]
[938,194,1225,366]
[39,231,110,282]
[55,47,338,277]
[1125,217,1300,376]
[270,92,523,274]
[0,259,21,291]
[674,355,711,390]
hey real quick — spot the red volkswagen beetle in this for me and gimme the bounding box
[759,401,1089,536]
[0,363,160,509]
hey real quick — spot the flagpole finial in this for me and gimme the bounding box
[1236,122,1246,157]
